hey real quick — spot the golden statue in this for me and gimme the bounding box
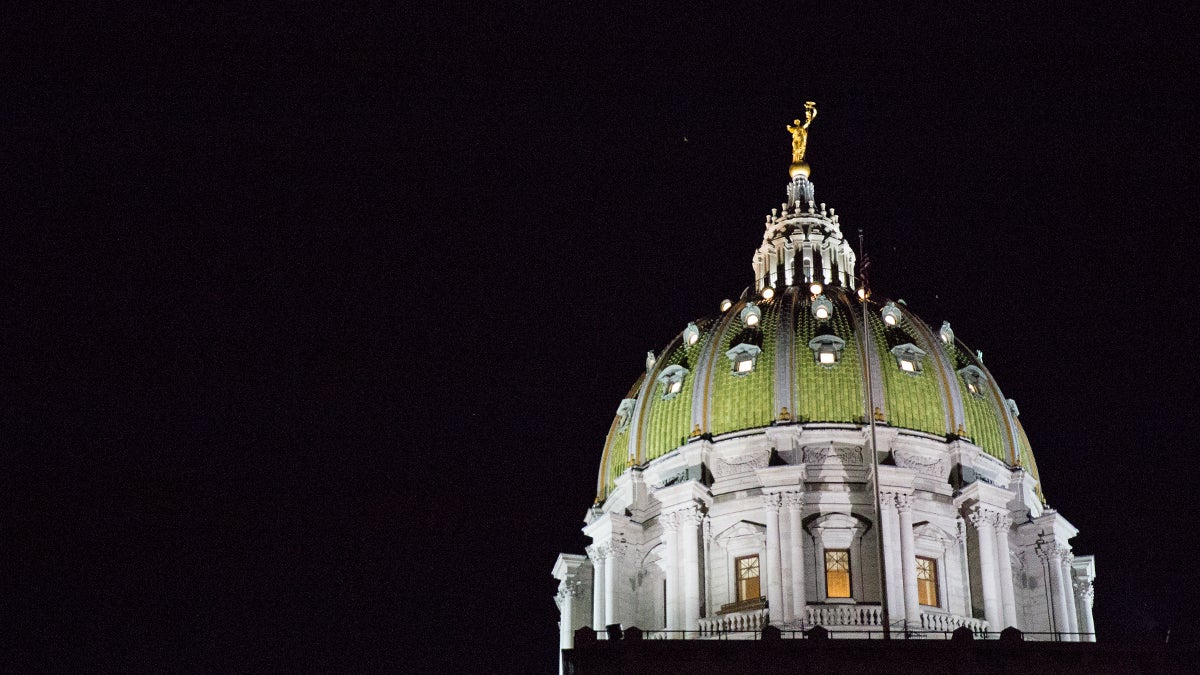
[786,102,818,178]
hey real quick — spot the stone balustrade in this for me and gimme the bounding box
[698,608,769,635]
[805,604,883,627]
[919,612,989,635]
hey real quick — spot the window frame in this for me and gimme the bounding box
[916,555,939,607]
[735,553,762,603]
[824,549,852,599]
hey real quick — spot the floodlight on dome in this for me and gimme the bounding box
[857,288,866,300]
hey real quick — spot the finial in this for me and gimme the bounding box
[873,407,885,422]
[778,406,792,422]
[786,101,818,179]
[690,424,702,438]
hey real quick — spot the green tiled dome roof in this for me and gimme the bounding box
[596,286,1034,501]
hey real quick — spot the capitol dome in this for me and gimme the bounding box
[553,111,1095,662]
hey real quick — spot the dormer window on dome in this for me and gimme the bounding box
[615,398,636,431]
[958,365,987,397]
[725,343,761,376]
[657,365,689,400]
[939,321,954,345]
[720,299,733,312]
[646,351,657,372]
[891,343,926,374]
[808,334,846,366]
[683,322,701,346]
[881,301,902,327]
[1007,398,1020,417]
[812,294,834,321]
[741,303,762,327]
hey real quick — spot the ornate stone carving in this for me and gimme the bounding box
[660,511,681,532]
[894,492,914,514]
[781,491,805,509]
[994,512,1013,530]
[1074,579,1095,602]
[712,451,770,478]
[968,505,1000,529]
[801,444,863,465]
[558,579,584,600]
[586,544,608,564]
[674,504,704,527]
[893,449,948,477]
[650,470,688,490]
[762,492,782,513]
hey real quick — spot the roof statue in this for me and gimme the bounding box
[786,102,818,178]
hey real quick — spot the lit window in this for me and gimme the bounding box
[761,286,775,300]
[815,306,829,319]
[745,313,759,326]
[891,343,926,374]
[726,343,762,376]
[656,364,690,400]
[917,556,939,606]
[808,334,845,367]
[736,554,761,602]
[615,398,636,431]
[958,365,986,397]
[720,299,733,312]
[825,549,851,598]
[683,322,700,346]
[809,282,823,295]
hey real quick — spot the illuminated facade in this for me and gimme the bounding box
[552,117,1095,662]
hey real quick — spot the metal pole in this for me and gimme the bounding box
[860,230,891,640]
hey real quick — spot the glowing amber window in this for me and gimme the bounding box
[917,556,939,606]
[824,549,851,598]
[736,554,761,602]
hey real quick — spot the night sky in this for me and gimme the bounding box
[16,5,1200,672]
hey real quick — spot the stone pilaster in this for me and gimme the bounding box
[895,493,921,628]
[994,513,1018,630]
[783,491,807,620]
[586,545,607,630]
[763,492,784,622]
[968,506,1003,632]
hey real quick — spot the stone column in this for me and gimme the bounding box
[703,517,714,623]
[558,580,582,649]
[763,492,784,622]
[1039,542,1072,640]
[779,506,794,622]
[587,545,607,630]
[1061,553,1080,640]
[993,513,1018,630]
[679,505,703,637]
[896,493,921,628]
[969,506,1003,632]
[604,544,623,627]
[662,512,680,633]
[784,492,807,622]
[1075,580,1096,641]
[879,492,905,623]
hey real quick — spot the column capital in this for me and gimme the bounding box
[661,510,681,532]
[558,578,585,600]
[1035,539,1070,562]
[894,492,914,514]
[994,512,1013,530]
[1074,579,1095,601]
[586,544,609,564]
[968,504,999,529]
[763,491,783,513]
[781,491,805,510]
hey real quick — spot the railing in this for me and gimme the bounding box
[919,612,989,635]
[805,604,883,627]
[591,627,1094,642]
[699,608,769,636]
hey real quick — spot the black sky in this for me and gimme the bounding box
[13,4,1200,671]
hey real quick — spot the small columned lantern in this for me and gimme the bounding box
[682,322,701,346]
[725,343,762,375]
[740,302,762,327]
[939,320,954,345]
[808,334,846,366]
[811,294,834,321]
[881,301,902,327]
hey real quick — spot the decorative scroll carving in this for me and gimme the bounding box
[894,492,914,514]
[893,449,949,477]
[712,451,770,478]
[968,505,1000,529]
[650,470,688,490]
[781,491,805,510]
[801,444,863,465]
[586,545,608,564]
